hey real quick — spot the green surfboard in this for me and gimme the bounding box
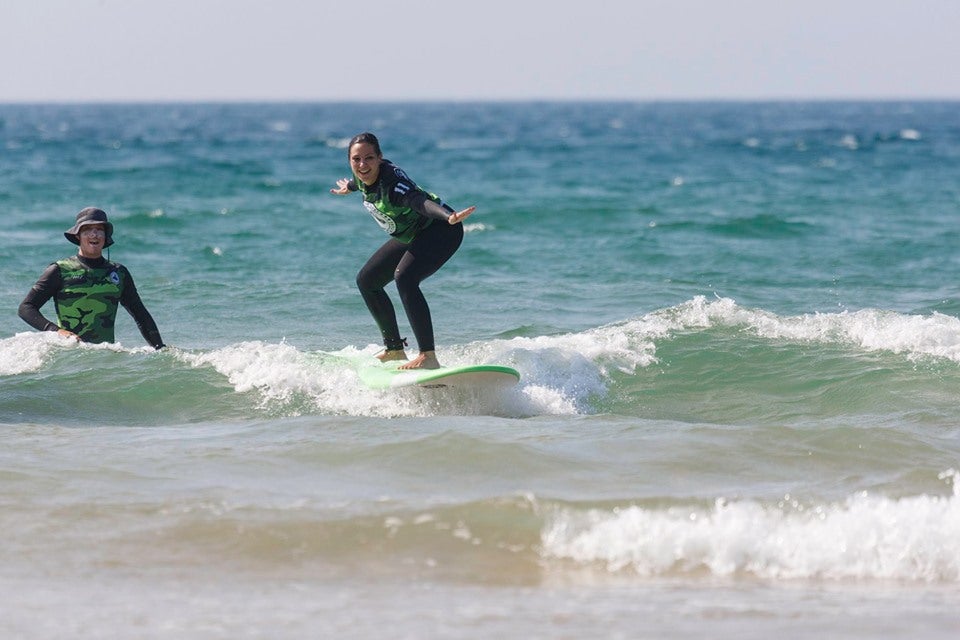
[357,362,520,389]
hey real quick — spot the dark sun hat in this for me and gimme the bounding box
[65,207,114,247]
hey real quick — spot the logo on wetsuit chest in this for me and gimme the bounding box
[363,201,397,234]
[63,270,122,287]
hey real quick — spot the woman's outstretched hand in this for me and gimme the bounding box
[448,206,476,224]
[330,178,351,195]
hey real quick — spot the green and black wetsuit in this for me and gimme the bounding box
[18,254,165,349]
[347,159,463,352]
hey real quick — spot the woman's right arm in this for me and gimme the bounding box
[330,178,357,195]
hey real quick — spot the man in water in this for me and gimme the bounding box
[18,207,165,349]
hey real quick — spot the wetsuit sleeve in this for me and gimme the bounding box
[347,179,358,192]
[18,263,63,332]
[408,195,455,222]
[385,174,455,221]
[118,267,165,350]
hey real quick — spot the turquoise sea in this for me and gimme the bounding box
[2,102,959,638]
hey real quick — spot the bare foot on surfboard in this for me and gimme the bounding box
[377,349,407,362]
[398,351,441,370]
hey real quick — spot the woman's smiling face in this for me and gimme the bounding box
[350,142,382,185]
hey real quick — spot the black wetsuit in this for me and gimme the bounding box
[348,160,463,352]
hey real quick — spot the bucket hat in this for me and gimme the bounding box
[64,207,114,247]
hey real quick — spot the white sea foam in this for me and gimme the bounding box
[462,222,490,233]
[840,134,859,150]
[166,331,627,418]
[462,296,960,414]
[657,296,960,363]
[178,340,315,396]
[542,470,960,582]
[175,340,398,416]
[501,295,960,368]
[174,341,535,418]
[0,331,153,376]
[0,332,65,375]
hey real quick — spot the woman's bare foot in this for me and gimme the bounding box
[377,349,408,362]
[398,351,441,370]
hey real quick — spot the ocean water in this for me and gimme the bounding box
[1,101,959,638]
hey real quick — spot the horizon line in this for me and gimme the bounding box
[2,96,960,106]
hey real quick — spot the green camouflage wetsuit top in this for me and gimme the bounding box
[18,254,165,349]
[347,159,452,243]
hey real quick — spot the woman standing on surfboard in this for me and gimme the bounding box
[330,132,475,370]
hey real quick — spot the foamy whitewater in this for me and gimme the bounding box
[2,102,959,638]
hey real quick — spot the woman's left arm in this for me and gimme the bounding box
[446,206,475,224]
[415,196,476,225]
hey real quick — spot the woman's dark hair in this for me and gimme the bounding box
[348,132,381,157]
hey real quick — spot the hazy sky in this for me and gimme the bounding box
[2,0,959,102]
